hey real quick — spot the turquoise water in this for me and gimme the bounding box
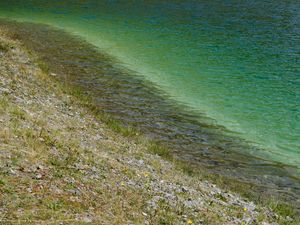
[0,1,299,168]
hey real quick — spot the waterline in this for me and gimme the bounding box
[1,20,299,206]
[0,1,299,169]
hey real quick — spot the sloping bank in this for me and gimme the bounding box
[0,27,298,224]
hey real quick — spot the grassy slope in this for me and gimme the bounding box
[0,29,298,225]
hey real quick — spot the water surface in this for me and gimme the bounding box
[0,0,299,204]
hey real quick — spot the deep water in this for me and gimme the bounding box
[0,0,299,204]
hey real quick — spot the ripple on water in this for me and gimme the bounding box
[1,20,299,207]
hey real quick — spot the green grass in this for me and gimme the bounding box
[147,141,171,159]
[9,106,27,120]
[0,39,14,52]
[35,58,49,73]
[269,199,297,219]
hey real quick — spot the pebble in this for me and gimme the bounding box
[35,174,42,179]
[0,37,288,225]
[82,216,92,223]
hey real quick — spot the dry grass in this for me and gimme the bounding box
[0,28,298,225]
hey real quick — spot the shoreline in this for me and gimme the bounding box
[0,25,298,224]
[4,19,299,205]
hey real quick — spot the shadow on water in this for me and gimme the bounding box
[1,20,299,207]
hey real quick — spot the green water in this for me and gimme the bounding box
[0,1,299,168]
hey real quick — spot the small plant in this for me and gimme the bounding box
[46,199,65,211]
[0,179,5,185]
[214,193,227,202]
[0,39,14,52]
[9,106,26,120]
[36,59,49,73]
[148,142,171,159]
[269,200,296,219]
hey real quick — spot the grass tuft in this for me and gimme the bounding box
[0,39,15,52]
[148,142,171,159]
[269,200,297,219]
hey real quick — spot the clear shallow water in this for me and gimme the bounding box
[0,0,300,166]
[0,0,299,167]
[3,21,300,204]
[0,1,299,200]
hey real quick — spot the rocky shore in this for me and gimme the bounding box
[0,28,297,224]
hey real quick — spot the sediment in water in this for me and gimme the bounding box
[3,23,298,224]
[0,19,299,218]
[2,19,300,204]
